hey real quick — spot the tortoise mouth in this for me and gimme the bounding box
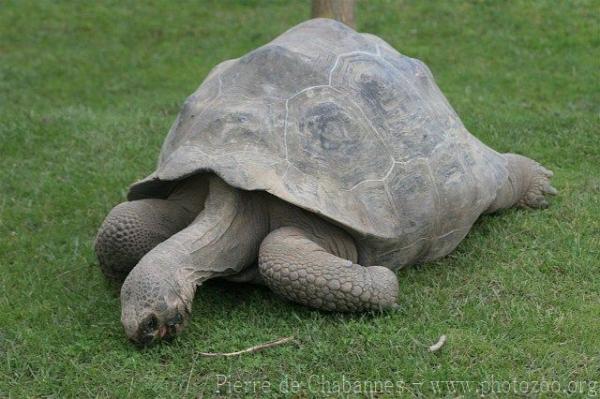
[157,322,180,341]
[131,313,185,347]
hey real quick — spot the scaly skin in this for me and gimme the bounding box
[95,199,194,281]
[259,227,398,311]
[95,175,208,281]
[486,153,558,213]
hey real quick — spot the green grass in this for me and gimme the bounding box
[1,0,598,397]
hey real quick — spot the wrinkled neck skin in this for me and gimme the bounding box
[120,175,269,340]
[166,174,210,218]
[135,174,358,294]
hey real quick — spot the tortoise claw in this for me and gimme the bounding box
[518,163,557,209]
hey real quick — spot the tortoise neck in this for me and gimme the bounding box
[125,175,270,314]
[164,176,270,287]
[167,174,210,219]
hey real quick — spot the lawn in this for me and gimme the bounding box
[1,0,598,397]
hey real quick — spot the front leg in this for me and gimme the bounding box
[95,199,194,281]
[95,175,208,281]
[258,227,399,311]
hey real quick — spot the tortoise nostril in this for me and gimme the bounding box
[167,313,183,326]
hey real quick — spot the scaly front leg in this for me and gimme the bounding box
[95,175,208,281]
[258,226,399,311]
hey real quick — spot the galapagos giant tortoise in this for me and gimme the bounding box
[95,19,557,345]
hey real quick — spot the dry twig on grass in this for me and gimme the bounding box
[199,336,295,357]
[428,335,447,352]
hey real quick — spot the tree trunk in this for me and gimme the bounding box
[311,0,356,29]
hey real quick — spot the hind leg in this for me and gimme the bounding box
[486,153,558,213]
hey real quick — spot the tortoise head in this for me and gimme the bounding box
[119,255,193,347]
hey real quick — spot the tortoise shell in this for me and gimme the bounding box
[128,19,508,268]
